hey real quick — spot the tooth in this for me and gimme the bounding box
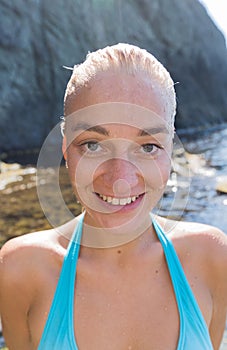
[107,196,112,203]
[112,198,120,205]
[120,198,128,205]
[99,194,141,205]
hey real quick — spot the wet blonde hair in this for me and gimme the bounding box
[63,43,176,128]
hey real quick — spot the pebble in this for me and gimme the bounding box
[216,176,227,194]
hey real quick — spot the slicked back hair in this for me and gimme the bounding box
[64,43,176,128]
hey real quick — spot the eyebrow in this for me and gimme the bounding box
[71,122,169,136]
[138,127,169,136]
[72,122,109,136]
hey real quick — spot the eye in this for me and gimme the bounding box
[85,141,100,152]
[141,143,160,154]
[77,140,107,156]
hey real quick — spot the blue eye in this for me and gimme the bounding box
[86,141,100,151]
[142,144,156,153]
[78,141,105,155]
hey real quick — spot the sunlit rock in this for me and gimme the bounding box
[216,176,227,194]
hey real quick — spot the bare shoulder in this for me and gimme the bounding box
[0,217,79,294]
[160,218,227,294]
[157,217,226,284]
[178,220,226,263]
[0,229,58,298]
[159,217,227,261]
[1,228,59,266]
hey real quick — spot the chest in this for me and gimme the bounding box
[73,263,180,349]
[29,251,212,350]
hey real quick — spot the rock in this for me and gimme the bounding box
[216,176,227,194]
[0,161,20,173]
[0,0,227,152]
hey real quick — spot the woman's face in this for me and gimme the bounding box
[63,69,173,230]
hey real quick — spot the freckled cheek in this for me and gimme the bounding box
[67,152,104,193]
[141,156,171,190]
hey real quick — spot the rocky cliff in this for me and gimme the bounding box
[0,0,227,152]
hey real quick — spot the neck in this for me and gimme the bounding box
[79,211,158,264]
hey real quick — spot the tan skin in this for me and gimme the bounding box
[0,69,227,350]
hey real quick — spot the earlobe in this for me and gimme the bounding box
[62,136,67,161]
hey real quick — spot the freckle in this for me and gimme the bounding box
[117,250,122,254]
[155,270,159,274]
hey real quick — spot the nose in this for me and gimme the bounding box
[100,158,142,196]
[113,179,131,198]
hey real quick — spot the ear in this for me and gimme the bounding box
[62,136,67,161]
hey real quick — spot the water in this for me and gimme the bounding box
[179,127,227,232]
[153,127,227,233]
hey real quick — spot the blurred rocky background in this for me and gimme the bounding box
[0,0,227,153]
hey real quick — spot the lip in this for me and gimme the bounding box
[94,192,145,212]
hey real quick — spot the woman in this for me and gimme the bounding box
[0,43,226,350]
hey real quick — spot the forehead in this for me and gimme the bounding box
[65,102,173,139]
[65,69,170,122]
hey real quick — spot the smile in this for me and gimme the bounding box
[96,193,142,206]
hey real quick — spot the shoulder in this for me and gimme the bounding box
[161,218,227,293]
[159,217,227,258]
[0,228,60,265]
[171,220,227,264]
[0,230,55,328]
[168,219,226,264]
[0,230,58,295]
[0,217,79,295]
[157,216,227,278]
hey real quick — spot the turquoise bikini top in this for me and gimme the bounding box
[38,214,213,349]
